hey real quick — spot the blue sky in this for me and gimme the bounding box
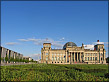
[1,1,108,60]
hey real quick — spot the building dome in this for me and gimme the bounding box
[63,42,77,49]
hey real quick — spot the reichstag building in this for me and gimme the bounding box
[41,40,106,64]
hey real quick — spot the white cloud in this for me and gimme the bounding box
[93,42,104,45]
[60,37,65,40]
[5,42,19,46]
[18,39,29,42]
[104,42,109,44]
[18,38,64,48]
[30,54,41,57]
[92,42,109,48]
[84,44,94,50]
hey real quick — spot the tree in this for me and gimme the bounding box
[25,59,29,63]
[5,55,8,63]
[30,59,33,62]
[10,57,14,62]
[1,57,4,62]
[15,57,19,62]
[14,58,16,63]
[20,58,23,62]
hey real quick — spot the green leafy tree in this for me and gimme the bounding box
[22,58,26,62]
[25,59,29,63]
[1,57,3,61]
[10,57,14,62]
[30,59,33,62]
[20,58,23,62]
[5,55,8,63]
[18,58,20,62]
[15,57,19,62]
[13,58,16,63]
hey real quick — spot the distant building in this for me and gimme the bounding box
[23,56,32,61]
[41,40,106,64]
[0,46,23,63]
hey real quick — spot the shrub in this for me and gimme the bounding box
[104,73,109,78]
[74,67,107,73]
[5,55,8,62]
[1,64,109,81]
[10,57,14,62]
[1,57,4,61]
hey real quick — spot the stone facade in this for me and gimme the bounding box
[0,46,24,63]
[41,41,106,64]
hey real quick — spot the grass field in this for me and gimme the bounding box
[1,64,109,81]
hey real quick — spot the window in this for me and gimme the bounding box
[85,54,87,56]
[88,57,89,61]
[87,57,88,61]
[90,57,92,60]
[46,53,48,55]
[95,57,97,60]
[100,46,103,49]
[46,57,48,60]
[46,45,48,47]
[101,57,102,60]
[93,57,94,60]
[55,57,56,61]
[85,57,87,60]
[95,54,97,56]
[57,57,59,61]
[100,53,102,56]
[61,57,63,61]
[52,57,54,61]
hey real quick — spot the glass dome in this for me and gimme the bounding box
[63,42,77,49]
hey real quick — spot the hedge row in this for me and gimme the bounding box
[74,67,107,73]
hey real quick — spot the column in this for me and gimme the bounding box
[49,51,50,63]
[56,53,57,62]
[41,52,42,63]
[103,53,105,60]
[7,49,9,63]
[83,53,85,61]
[80,52,81,62]
[74,52,75,62]
[77,52,78,62]
[97,53,99,63]
[65,51,67,63]
[71,52,72,63]
[44,52,45,63]
[69,52,70,64]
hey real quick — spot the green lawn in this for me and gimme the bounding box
[1,64,109,81]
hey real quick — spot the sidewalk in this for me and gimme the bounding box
[0,62,37,66]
